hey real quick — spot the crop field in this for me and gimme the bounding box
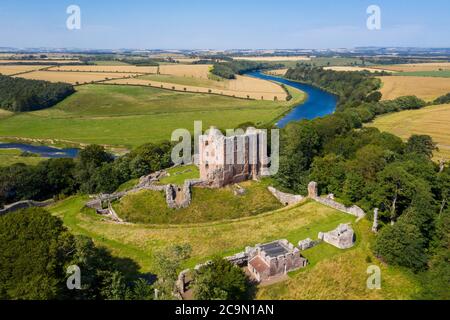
[158,64,212,78]
[50,65,158,73]
[395,70,450,78]
[0,65,50,75]
[233,56,311,62]
[49,196,418,299]
[372,62,450,72]
[15,71,138,84]
[106,73,288,101]
[367,103,450,160]
[323,66,394,73]
[264,69,288,76]
[0,84,303,147]
[378,76,450,101]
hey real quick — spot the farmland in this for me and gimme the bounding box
[49,196,419,299]
[50,65,158,73]
[15,71,138,84]
[109,73,288,100]
[0,148,46,167]
[233,56,311,62]
[0,65,50,75]
[367,103,450,161]
[371,62,450,72]
[0,84,304,147]
[378,76,450,101]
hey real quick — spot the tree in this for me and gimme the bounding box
[152,244,192,300]
[406,135,437,158]
[374,219,427,271]
[0,208,74,299]
[192,257,249,300]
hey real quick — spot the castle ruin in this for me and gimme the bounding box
[198,127,270,188]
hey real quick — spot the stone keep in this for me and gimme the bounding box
[198,127,269,188]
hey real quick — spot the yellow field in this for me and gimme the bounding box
[15,71,138,84]
[50,65,158,74]
[234,56,311,62]
[378,76,450,101]
[265,68,289,76]
[324,66,394,73]
[0,65,50,75]
[367,103,450,160]
[372,62,450,72]
[104,74,288,101]
[158,64,212,78]
[0,59,80,64]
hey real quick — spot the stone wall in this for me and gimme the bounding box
[314,197,365,218]
[0,199,54,215]
[267,186,304,206]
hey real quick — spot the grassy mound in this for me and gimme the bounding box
[113,179,282,224]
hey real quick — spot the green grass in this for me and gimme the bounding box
[0,148,47,167]
[113,179,282,224]
[48,196,420,299]
[0,84,304,148]
[158,164,199,185]
[396,70,450,78]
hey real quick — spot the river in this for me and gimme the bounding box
[248,72,338,128]
[0,143,79,158]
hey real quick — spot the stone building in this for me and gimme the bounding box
[246,240,307,282]
[198,127,269,188]
[318,223,355,249]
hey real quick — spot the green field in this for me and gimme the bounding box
[0,84,304,148]
[0,149,46,167]
[114,179,282,224]
[49,196,420,299]
[396,70,450,78]
[158,164,199,185]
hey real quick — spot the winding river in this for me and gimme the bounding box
[248,72,338,127]
[0,143,79,158]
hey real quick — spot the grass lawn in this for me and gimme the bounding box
[113,179,282,224]
[0,84,304,148]
[256,220,420,300]
[367,103,450,161]
[48,196,420,298]
[158,164,199,185]
[0,149,47,167]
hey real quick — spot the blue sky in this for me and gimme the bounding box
[0,0,449,49]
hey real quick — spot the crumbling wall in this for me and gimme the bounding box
[0,199,54,215]
[318,223,355,249]
[268,186,304,206]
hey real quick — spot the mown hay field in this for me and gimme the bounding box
[233,56,311,62]
[50,65,158,74]
[106,74,289,101]
[49,196,419,299]
[264,69,289,76]
[159,64,212,78]
[367,103,450,161]
[0,65,50,75]
[0,84,303,147]
[323,66,394,73]
[15,71,138,84]
[378,76,450,101]
[372,62,450,72]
